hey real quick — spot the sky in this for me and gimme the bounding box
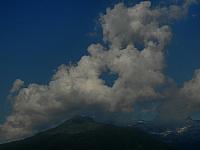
[0,0,200,142]
[0,0,148,121]
[0,0,115,121]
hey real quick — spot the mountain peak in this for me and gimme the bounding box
[0,116,172,150]
[46,116,102,135]
[66,115,95,124]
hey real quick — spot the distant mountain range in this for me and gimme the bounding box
[132,117,200,150]
[1,116,200,150]
[0,116,172,150]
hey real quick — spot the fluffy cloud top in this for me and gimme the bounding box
[0,0,198,142]
[10,79,24,93]
[181,69,200,101]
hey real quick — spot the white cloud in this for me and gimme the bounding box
[10,79,24,93]
[181,69,200,102]
[157,69,200,125]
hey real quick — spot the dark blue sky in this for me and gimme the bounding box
[0,0,200,121]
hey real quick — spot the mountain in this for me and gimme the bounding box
[0,116,172,150]
[133,117,200,150]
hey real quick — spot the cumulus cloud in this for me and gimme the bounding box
[10,79,24,93]
[0,0,198,142]
[156,69,200,126]
[181,69,200,101]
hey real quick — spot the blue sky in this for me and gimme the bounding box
[0,0,200,122]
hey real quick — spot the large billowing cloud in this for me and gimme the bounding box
[0,0,198,142]
[181,69,200,101]
[156,69,200,126]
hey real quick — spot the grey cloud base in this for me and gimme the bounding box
[0,0,198,142]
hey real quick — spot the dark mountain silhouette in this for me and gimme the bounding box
[0,116,173,150]
[132,117,200,150]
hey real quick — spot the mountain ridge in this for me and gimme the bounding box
[0,116,172,150]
